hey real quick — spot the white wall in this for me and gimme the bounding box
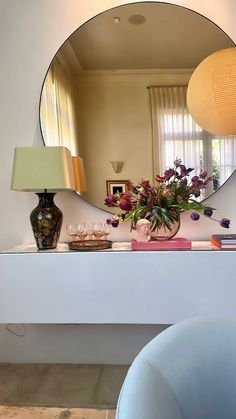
[1,0,236,363]
[0,324,168,364]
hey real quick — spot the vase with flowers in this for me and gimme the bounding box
[104,159,230,241]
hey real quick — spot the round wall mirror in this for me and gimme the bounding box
[40,2,235,211]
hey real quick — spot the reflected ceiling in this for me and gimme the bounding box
[64,3,232,73]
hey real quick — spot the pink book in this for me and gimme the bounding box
[131,237,192,251]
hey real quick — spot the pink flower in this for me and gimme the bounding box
[155,175,165,182]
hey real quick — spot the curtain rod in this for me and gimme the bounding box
[147,85,188,89]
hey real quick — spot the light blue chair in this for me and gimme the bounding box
[116,317,236,419]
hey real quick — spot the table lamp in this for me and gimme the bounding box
[11,146,75,250]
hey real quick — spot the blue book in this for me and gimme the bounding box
[212,234,236,244]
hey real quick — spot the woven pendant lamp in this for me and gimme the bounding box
[187,48,236,135]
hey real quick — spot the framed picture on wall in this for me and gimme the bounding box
[106,180,128,196]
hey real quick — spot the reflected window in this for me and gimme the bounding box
[149,86,236,197]
[40,57,78,155]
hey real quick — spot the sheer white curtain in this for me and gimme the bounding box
[40,58,78,155]
[149,86,203,177]
[40,64,58,146]
[212,136,236,187]
[149,85,236,190]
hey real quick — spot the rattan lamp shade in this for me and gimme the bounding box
[187,48,236,135]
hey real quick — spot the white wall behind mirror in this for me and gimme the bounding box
[40,1,235,211]
[1,0,236,252]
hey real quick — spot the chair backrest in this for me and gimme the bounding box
[116,317,236,419]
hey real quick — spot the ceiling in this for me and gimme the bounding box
[63,2,234,73]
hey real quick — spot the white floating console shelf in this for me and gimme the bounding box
[0,242,235,324]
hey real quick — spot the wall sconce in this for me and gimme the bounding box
[187,47,236,135]
[110,161,124,174]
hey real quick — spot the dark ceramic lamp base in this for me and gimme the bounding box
[30,192,62,250]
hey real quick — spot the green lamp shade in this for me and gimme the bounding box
[11,146,75,191]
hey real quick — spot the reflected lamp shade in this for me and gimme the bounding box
[187,47,236,135]
[11,146,75,250]
[72,156,87,192]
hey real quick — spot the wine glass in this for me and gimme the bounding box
[77,224,88,241]
[101,223,111,240]
[93,223,105,240]
[66,224,78,241]
[86,223,95,241]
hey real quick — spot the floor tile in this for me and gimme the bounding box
[0,406,116,418]
[0,363,128,408]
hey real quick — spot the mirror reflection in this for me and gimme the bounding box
[40,2,235,211]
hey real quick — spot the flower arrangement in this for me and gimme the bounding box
[104,159,230,232]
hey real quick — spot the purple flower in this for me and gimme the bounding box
[204,209,213,217]
[140,179,151,189]
[119,197,132,211]
[106,218,112,225]
[187,167,194,174]
[126,179,134,191]
[180,164,188,176]
[180,178,188,187]
[104,195,116,206]
[191,212,200,221]
[111,219,119,228]
[199,171,207,179]
[147,194,155,207]
[164,168,175,180]
[191,176,205,188]
[220,218,230,228]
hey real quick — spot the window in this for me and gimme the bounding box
[40,57,78,155]
[149,86,236,195]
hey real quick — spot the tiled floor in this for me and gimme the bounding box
[0,364,128,408]
[0,406,115,418]
[0,363,126,418]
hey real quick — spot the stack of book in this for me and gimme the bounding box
[131,237,191,251]
[211,234,236,250]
